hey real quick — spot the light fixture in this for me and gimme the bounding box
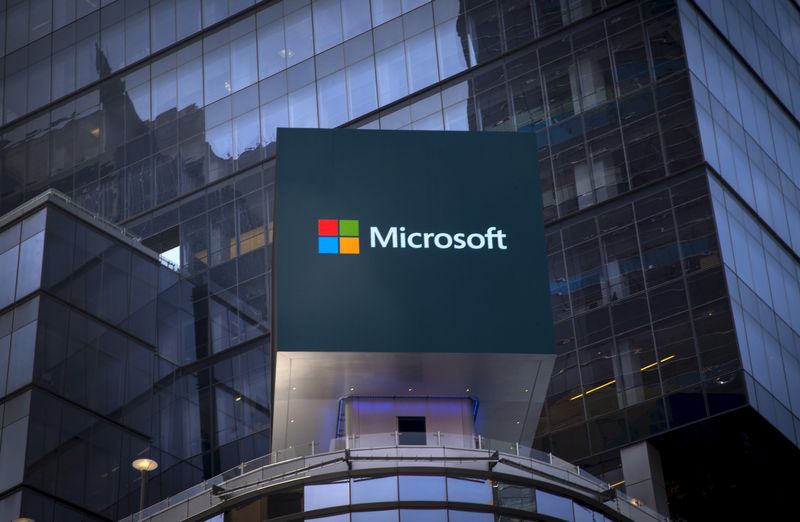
[465,387,470,392]
[13,518,36,522]
[89,127,100,137]
[132,458,159,511]
[408,388,413,392]
[278,48,295,58]
[292,386,296,391]
[349,387,354,391]
[640,354,675,372]
[570,379,617,401]
[515,421,520,425]
[630,497,645,507]
[234,395,242,402]
[609,480,625,488]
[290,419,295,423]
[131,458,158,472]
[524,389,529,393]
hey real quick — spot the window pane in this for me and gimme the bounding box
[347,58,378,119]
[0,247,19,309]
[399,510,446,522]
[318,71,348,128]
[351,476,398,503]
[447,512,492,522]
[288,84,318,128]
[405,29,438,92]
[373,0,402,26]
[16,232,44,297]
[446,477,492,504]
[258,20,286,78]
[231,33,258,92]
[286,7,314,67]
[398,476,445,501]
[343,0,372,39]
[304,481,349,511]
[494,482,535,511]
[536,490,574,521]
[436,18,468,78]
[353,511,399,522]
[377,44,408,105]
[204,45,232,104]
[313,0,343,54]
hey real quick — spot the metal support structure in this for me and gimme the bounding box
[138,470,147,512]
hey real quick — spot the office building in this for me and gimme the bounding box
[0,0,799,520]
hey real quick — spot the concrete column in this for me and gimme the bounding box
[620,441,669,516]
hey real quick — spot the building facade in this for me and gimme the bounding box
[0,0,799,520]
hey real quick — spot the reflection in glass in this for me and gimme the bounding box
[304,481,350,511]
[399,510,446,522]
[536,490,574,521]
[353,511,399,522]
[351,476,398,504]
[399,475,445,501]
[377,44,409,105]
[446,477,492,504]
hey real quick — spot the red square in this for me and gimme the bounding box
[318,219,338,236]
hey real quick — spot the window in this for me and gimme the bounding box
[398,416,426,445]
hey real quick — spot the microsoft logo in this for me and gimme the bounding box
[318,219,360,255]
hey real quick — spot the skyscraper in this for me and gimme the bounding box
[0,0,798,520]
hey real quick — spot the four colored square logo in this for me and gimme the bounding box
[318,219,360,254]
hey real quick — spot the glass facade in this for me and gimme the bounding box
[1,0,799,519]
[677,0,800,451]
[202,473,619,522]
[0,199,270,519]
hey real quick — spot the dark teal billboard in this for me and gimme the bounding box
[274,128,552,354]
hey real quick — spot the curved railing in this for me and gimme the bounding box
[122,431,669,522]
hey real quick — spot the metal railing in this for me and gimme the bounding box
[123,431,669,522]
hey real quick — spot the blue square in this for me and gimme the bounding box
[318,236,339,254]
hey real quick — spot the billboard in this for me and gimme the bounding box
[274,128,552,354]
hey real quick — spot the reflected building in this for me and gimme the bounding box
[0,0,799,521]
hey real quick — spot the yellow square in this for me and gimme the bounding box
[339,237,360,254]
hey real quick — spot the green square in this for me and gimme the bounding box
[339,219,359,237]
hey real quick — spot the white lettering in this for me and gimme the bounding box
[467,233,486,249]
[368,226,508,251]
[370,226,397,248]
[434,233,453,249]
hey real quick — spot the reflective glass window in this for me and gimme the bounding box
[494,482,534,511]
[399,475,446,501]
[448,512,492,522]
[347,58,378,119]
[373,0,402,26]
[536,490,574,521]
[377,43,409,105]
[151,0,177,52]
[313,0,343,54]
[285,6,314,67]
[288,83,318,128]
[318,71,348,128]
[16,232,44,297]
[406,29,438,92]
[231,32,258,92]
[258,18,286,79]
[351,476,398,504]
[177,0,202,39]
[0,247,19,309]
[399,510,446,522]
[204,45,232,104]
[343,0,372,40]
[304,481,350,511]
[436,17,468,79]
[352,511,399,522]
[446,477,492,504]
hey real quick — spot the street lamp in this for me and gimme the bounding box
[132,458,159,511]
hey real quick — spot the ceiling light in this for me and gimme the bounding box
[89,127,100,137]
